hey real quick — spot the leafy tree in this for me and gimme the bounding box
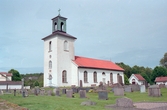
[145,67,153,79]
[131,65,146,74]
[116,62,132,78]
[151,66,167,83]
[124,74,130,85]
[34,81,39,86]
[141,73,152,84]
[21,73,43,88]
[160,52,167,68]
[8,69,21,81]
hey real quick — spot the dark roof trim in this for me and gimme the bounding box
[52,15,67,20]
[42,31,77,40]
[78,66,124,72]
[0,81,22,85]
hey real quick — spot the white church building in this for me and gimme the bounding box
[42,13,124,87]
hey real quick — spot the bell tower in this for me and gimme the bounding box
[52,9,67,33]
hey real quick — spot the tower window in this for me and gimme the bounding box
[61,22,64,31]
[102,72,105,75]
[64,40,69,51]
[49,41,52,52]
[54,22,57,31]
[93,71,97,83]
[62,70,67,83]
[49,60,52,69]
[84,71,88,83]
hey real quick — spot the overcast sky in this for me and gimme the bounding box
[0,0,167,74]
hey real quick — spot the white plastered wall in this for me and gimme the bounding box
[43,35,58,87]
[78,68,124,87]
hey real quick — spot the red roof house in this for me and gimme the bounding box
[155,76,167,85]
[133,74,145,81]
[0,72,12,81]
[129,74,146,85]
[73,56,124,71]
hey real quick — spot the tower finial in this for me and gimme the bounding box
[58,9,61,16]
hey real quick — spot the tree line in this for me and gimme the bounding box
[117,52,167,85]
[8,69,43,88]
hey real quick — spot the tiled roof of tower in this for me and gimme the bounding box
[155,76,167,82]
[42,31,77,40]
[73,56,124,71]
[134,74,145,81]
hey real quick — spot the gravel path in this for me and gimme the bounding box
[134,102,167,110]
[106,102,167,110]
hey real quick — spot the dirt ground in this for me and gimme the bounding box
[0,99,28,110]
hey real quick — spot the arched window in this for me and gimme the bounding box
[117,73,123,84]
[61,22,64,31]
[62,70,67,83]
[117,73,120,83]
[84,71,88,83]
[49,61,52,69]
[93,71,97,83]
[102,72,105,75]
[54,22,57,31]
[64,40,69,51]
[49,41,52,51]
[110,73,113,84]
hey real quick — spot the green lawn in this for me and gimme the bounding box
[0,88,167,110]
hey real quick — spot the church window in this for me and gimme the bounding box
[84,71,88,83]
[93,71,97,83]
[102,72,105,75]
[117,73,123,84]
[64,40,69,51]
[61,22,64,31]
[110,73,113,84]
[49,41,52,52]
[49,60,52,69]
[62,70,67,83]
[54,22,57,31]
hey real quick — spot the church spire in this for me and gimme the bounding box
[52,9,67,33]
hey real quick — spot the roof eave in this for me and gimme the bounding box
[78,66,124,72]
[42,31,77,40]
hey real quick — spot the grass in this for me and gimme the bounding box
[0,88,167,110]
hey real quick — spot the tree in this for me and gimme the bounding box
[124,74,130,85]
[160,52,167,68]
[116,62,132,78]
[8,69,21,81]
[151,66,167,83]
[34,81,39,87]
[141,73,152,84]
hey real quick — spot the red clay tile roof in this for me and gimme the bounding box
[0,72,12,77]
[134,74,145,81]
[73,56,124,71]
[155,76,167,82]
[42,31,77,40]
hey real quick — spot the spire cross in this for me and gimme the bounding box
[58,9,61,15]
